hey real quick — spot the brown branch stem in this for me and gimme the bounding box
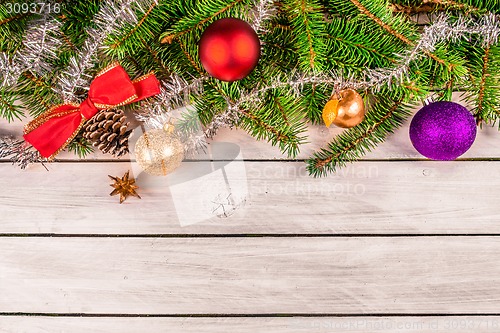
[476,45,490,123]
[349,0,448,67]
[0,12,29,26]
[109,2,157,50]
[390,0,480,15]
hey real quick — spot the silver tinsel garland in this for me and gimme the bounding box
[0,16,62,88]
[0,9,63,166]
[250,0,276,34]
[20,18,62,77]
[135,74,207,155]
[0,137,45,169]
[135,74,205,129]
[56,0,159,102]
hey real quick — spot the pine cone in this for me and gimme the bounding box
[82,109,132,157]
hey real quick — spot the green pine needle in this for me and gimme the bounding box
[67,136,94,159]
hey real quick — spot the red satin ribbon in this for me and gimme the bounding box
[24,63,160,159]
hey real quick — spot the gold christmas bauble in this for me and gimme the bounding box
[323,89,365,128]
[135,128,184,176]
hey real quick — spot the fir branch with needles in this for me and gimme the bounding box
[284,0,327,71]
[160,0,250,44]
[464,43,500,127]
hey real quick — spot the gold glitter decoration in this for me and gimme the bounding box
[132,72,156,84]
[93,94,138,109]
[96,61,120,78]
[109,170,141,204]
[135,128,184,176]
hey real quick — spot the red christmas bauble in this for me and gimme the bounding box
[199,18,260,82]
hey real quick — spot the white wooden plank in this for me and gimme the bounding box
[1,237,500,314]
[2,94,499,161]
[1,316,500,333]
[0,161,499,234]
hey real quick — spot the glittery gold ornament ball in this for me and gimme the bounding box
[135,128,184,176]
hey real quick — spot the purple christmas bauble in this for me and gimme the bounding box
[409,101,476,160]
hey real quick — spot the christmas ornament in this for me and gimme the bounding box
[322,89,365,128]
[23,63,160,159]
[109,170,141,204]
[135,125,184,176]
[82,109,132,157]
[199,18,260,82]
[409,101,476,160]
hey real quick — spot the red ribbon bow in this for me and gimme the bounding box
[24,63,160,159]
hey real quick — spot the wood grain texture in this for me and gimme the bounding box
[1,316,500,333]
[0,161,499,234]
[1,237,500,314]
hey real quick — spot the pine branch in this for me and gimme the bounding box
[307,95,411,177]
[238,91,307,157]
[284,0,327,71]
[59,29,77,51]
[390,0,500,13]
[0,4,34,53]
[17,71,60,117]
[185,74,308,158]
[325,17,399,70]
[327,35,398,67]
[300,83,330,124]
[463,43,500,127]
[67,136,94,158]
[138,37,170,76]
[160,0,249,44]
[109,2,158,51]
[350,0,452,67]
[0,90,23,122]
[476,45,490,122]
[178,38,204,75]
[350,0,414,45]
[0,12,30,27]
[260,17,298,71]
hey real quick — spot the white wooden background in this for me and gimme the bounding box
[1,94,500,332]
